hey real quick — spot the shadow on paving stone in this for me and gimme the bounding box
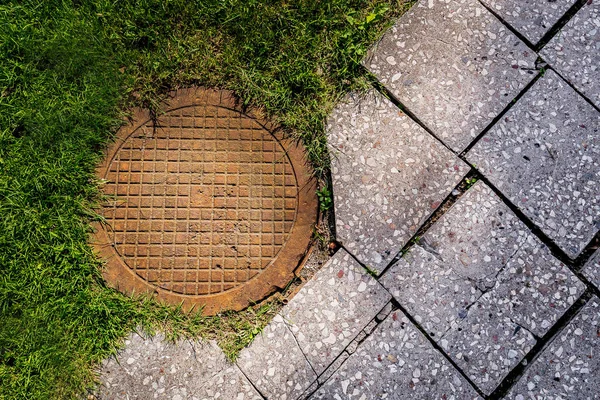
[97,333,261,400]
[380,181,585,395]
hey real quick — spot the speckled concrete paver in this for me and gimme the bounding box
[310,309,482,400]
[381,182,585,394]
[583,250,600,290]
[468,70,600,259]
[380,181,526,337]
[506,297,600,400]
[98,333,261,400]
[237,314,317,399]
[479,0,577,44]
[327,89,467,272]
[364,0,537,152]
[440,297,536,396]
[282,248,391,374]
[541,0,600,108]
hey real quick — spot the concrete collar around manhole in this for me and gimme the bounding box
[92,87,318,315]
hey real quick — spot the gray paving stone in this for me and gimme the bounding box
[485,240,584,337]
[310,309,482,400]
[583,250,600,290]
[468,70,600,258]
[97,333,261,400]
[541,0,600,108]
[381,181,575,338]
[364,0,537,152]
[381,182,585,394]
[480,0,577,44]
[376,301,394,322]
[200,364,263,400]
[346,328,369,355]
[506,297,600,400]
[297,380,319,400]
[327,89,467,272]
[317,351,350,385]
[237,314,317,400]
[380,181,524,338]
[282,248,391,375]
[440,296,536,396]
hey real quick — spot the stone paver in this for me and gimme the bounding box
[380,181,525,338]
[310,309,482,400]
[327,89,467,272]
[541,0,600,108]
[282,248,391,374]
[479,0,577,45]
[98,333,261,400]
[468,70,600,258]
[364,0,537,152]
[506,297,600,400]
[237,314,317,399]
[583,250,600,290]
[440,297,536,396]
[381,182,585,394]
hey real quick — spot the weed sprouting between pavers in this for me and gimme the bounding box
[0,0,415,398]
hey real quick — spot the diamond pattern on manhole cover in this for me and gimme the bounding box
[92,88,317,314]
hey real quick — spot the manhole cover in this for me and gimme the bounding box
[93,88,317,314]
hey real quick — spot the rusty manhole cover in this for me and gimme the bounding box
[93,88,317,314]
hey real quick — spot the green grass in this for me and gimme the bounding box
[0,0,413,398]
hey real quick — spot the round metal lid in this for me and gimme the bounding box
[93,88,317,314]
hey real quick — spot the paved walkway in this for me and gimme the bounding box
[98,0,600,398]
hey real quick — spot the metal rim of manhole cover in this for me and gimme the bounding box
[92,88,317,315]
